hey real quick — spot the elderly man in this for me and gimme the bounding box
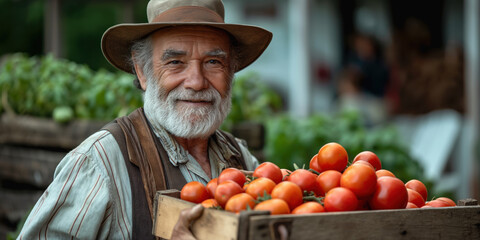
[17,0,272,239]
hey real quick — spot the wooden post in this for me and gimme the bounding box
[44,0,61,57]
[288,0,311,118]
[464,0,480,200]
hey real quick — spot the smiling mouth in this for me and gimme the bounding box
[177,99,213,105]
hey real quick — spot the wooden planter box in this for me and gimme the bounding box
[154,191,480,240]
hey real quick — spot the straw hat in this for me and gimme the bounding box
[101,0,273,73]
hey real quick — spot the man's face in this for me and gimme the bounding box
[140,26,234,139]
[149,26,233,97]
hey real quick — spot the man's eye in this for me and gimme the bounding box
[167,60,182,65]
[207,59,221,64]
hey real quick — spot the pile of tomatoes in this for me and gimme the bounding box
[180,142,456,215]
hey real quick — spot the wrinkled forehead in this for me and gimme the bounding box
[150,26,232,51]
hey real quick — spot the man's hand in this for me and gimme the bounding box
[170,204,204,240]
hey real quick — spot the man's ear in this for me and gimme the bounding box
[132,56,147,91]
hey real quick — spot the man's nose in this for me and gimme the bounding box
[183,62,208,90]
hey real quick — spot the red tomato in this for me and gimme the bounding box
[407,188,425,207]
[424,199,452,208]
[435,197,456,206]
[245,177,276,199]
[218,168,246,187]
[271,181,304,211]
[287,169,320,195]
[406,202,419,209]
[206,178,218,198]
[369,176,408,210]
[323,187,358,212]
[316,170,342,196]
[352,160,374,169]
[214,180,244,208]
[309,154,321,173]
[292,201,325,214]
[353,151,382,170]
[180,181,210,204]
[253,162,283,184]
[201,198,219,208]
[316,142,348,172]
[375,169,396,178]
[254,198,290,215]
[340,163,377,198]
[225,193,256,213]
[405,179,428,202]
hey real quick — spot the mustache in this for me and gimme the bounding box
[166,87,221,104]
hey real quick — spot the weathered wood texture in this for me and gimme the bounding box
[154,192,240,240]
[0,189,43,224]
[154,193,480,240]
[0,114,106,149]
[0,145,65,188]
[247,206,480,240]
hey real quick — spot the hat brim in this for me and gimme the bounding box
[101,22,272,73]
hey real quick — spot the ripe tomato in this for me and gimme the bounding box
[316,142,348,173]
[375,169,396,178]
[214,180,244,208]
[340,163,377,198]
[206,178,218,198]
[352,160,374,169]
[253,162,283,184]
[369,176,408,210]
[353,151,382,170]
[406,202,419,208]
[218,168,246,187]
[225,193,256,213]
[424,199,452,208]
[245,177,276,199]
[323,187,358,212]
[435,197,456,206]
[405,179,428,202]
[316,170,342,196]
[407,188,425,207]
[201,198,219,208]
[180,181,210,204]
[281,169,292,181]
[271,181,304,211]
[286,169,320,195]
[292,201,325,214]
[309,154,321,173]
[254,198,290,215]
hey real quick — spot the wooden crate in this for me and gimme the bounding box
[153,191,480,240]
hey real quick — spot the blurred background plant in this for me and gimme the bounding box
[0,53,143,122]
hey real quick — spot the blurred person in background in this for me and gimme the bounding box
[17,0,272,239]
[384,18,465,116]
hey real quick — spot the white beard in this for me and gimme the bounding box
[143,76,231,139]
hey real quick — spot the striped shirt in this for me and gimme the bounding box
[18,128,259,239]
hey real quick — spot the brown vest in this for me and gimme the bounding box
[103,108,246,239]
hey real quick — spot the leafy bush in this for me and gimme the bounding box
[221,72,283,131]
[0,53,143,121]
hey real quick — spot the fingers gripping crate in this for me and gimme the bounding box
[153,190,480,240]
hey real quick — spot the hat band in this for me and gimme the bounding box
[152,6,224,23]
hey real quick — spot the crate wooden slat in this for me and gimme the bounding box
[153,191,244,240]
[154,193,480,240]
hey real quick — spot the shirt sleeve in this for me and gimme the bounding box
[17,131,132,240]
